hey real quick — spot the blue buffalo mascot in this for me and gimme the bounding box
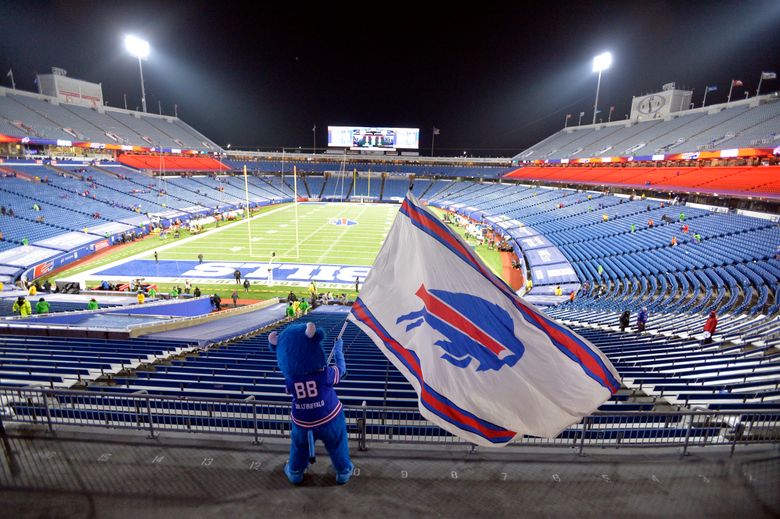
[268,322,353,484]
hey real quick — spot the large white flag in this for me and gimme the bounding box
[348,192,621,447]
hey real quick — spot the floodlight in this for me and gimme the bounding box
[125,35,150,59]
[125,35,150,113]
[591,52,613,125]
[592,52,612,73]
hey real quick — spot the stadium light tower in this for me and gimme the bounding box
[592,52,612,125]
[125,35,150,113]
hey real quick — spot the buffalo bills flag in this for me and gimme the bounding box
[348,192,621,447]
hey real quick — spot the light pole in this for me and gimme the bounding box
[312,125,316,153]
[125,35,150,113]
[592,52,612,125]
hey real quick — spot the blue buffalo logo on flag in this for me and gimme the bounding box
[397,285,524,372]
[349,192,621,447]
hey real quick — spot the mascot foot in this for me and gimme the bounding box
[335,464,354,485]
[284,463,305,485]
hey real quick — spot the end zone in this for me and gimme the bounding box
[82,258,371,288]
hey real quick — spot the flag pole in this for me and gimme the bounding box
[431,127,436,156]
[727,79,734,104]
[757,74,763,97]
[8,69,15,90]
[327,320,349,364]
[702,89,708,108]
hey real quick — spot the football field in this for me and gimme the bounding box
[147,202,398,265]
[73,203,400,288]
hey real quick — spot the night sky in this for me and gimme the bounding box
[1,1,779,156]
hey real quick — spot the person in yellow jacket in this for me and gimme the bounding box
[137,291,146,304]
[554,285,563,296]
[12,296,31,317]
[28,284,37,296]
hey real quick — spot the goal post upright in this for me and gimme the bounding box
[294,165,300,258]
[244,164,253,257]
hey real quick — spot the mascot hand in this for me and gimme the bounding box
[332,338,346,378]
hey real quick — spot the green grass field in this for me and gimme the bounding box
[146,202,399,266]
[53,202,504,302]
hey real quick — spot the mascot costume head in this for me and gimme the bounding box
[269,322,353,485]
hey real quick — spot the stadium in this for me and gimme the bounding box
[0,3,779,517]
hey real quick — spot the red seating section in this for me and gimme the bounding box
[503,166,780,196]
[118,154,230,172]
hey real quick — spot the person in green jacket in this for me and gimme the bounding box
[286,302,295,318]
[87,298,99,310]
[35,297,50,314]
[12,296,31,317]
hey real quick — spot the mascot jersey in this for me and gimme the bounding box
[285,366,343,428]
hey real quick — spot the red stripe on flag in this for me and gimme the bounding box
[415,284,510,359]
[518,305,618,393]
[402,201,485,271]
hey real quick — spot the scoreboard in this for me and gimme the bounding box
[328,126,420,151]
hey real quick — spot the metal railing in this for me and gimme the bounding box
[0,386,777,455]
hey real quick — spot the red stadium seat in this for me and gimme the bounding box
[504,165,780,196]
[118,154,230,172]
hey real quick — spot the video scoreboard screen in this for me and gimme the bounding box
[328,126,420,151]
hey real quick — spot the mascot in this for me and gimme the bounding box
[268,322,353,485]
